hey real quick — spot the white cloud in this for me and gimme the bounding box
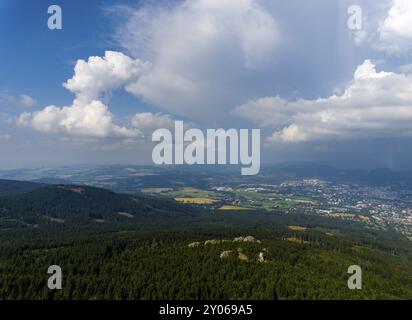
[64,51,151,104]
[379,0,412,52]
[115,0,280,120]
[17,100,137,138]
[131,112,175,139]
[233,60,412,143]
[17,51,152,139]
[354,0,412,54]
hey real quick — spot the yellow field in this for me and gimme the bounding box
[175,197,218,204]
[181,188,204,193]
[327,213,355,218]
[218,205,252,211]
[288,225,308,231]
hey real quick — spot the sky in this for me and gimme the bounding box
[1,0,412,170]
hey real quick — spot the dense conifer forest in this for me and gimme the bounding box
[0,182,411,300]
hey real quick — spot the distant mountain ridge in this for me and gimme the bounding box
[262,163,412,187]
[1,164,412,193]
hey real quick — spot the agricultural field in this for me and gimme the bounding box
[175,197,219,205]
[288,226,308,232]
[158,186,318,212]
[218,205,253,211]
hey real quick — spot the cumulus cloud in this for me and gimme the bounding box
[17,51,152,139]
[17,100,137,138]
[114,0,280,120]
[64,51,151,104]
[354,0,412,54]
[378,0,412,53]
[131,112,175,139]
[233,60,412,143]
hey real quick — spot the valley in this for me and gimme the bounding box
[0,165,411,300]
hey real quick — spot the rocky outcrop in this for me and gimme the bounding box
[233,236,260,243]
[220,250,233,259]
[188,242,201,248]
[258,249,268,263]
[237,248,248,261]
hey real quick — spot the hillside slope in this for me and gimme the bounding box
[0,179,41,196]
[0,184,190,225]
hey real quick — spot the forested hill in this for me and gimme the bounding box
[0,180,411,299]
[0,179,40,196]
[0,182,191,226]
